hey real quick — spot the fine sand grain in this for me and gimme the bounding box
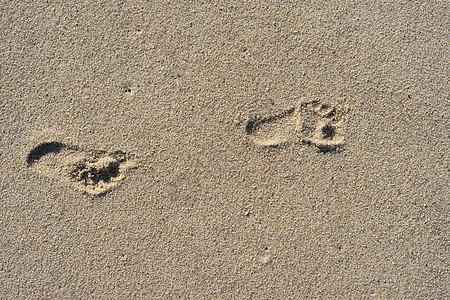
[1,1,448,298]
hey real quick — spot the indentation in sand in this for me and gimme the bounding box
[27,141,137,195]
[246,108,297,146]
[246,97,349,152]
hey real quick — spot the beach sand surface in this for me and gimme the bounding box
[1,1,448,298]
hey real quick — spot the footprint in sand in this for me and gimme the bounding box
[245,108,298,147]
[27,141,137,195]
[246,97,349,152]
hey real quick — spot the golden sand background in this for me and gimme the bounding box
[1,1,448,298]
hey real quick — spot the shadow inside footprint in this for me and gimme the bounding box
[27,139,136,195]
[316,144,340,154]
[246,108,295,134]
[307,120,345,153]
[246,108,297,147]
[246,98,349,151]
[320,123,336,140]
[70,161,120,186]
[27,142,66,166]
[67,150,135,196]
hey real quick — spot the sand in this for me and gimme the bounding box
[1,1,448,298]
